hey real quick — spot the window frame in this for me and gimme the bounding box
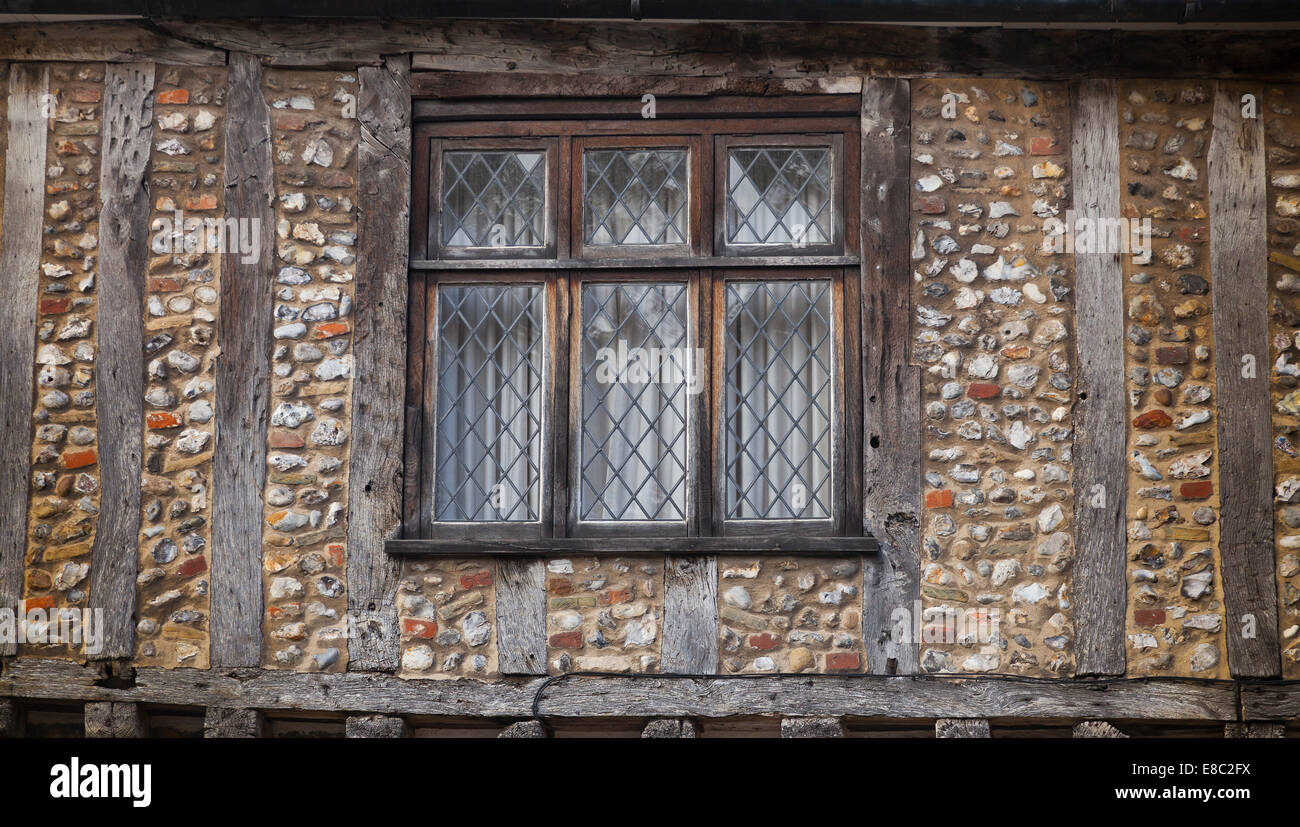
[406,96,866,550]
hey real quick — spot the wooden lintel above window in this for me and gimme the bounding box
[385,536,881,557]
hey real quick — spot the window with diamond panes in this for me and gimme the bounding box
[441,150,547,249]
[724,279,833,520]
[582,147,689,247]
[434,284,545,522]
[579,283,691,522]
[726,146,833,247]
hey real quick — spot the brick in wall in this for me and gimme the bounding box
[397,559,499,678]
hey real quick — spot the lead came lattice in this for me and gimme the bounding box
[726,147,832,246]
[441,150,547,248]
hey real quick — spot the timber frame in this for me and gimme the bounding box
[3,16,1300,730]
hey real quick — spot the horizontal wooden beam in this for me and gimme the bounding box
[0,659,1247,720]
[412,71,863,99]
[386,537,881,557]
[409,255,861,271]
[0,20,1298,80]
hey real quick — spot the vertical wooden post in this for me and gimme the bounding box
[1210,81,1281,678]
[935,718,991,738]
[203,707,263,738]
[84,701,145,738]
[859,76,920,675]
[211,52,273,667]
[495,556,546,674]
[661,555,718,673]
[88,62,154,660]
[347,55,413,672]
[0,64,48,656]
[1070,79,1128,677]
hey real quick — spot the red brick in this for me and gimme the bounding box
[402,617,438,639]
[39,298,70,315]
[146,412,180,430]
[274,113,310,131]
[69,88,102,103]
[1029,136,1057,155]
[748,633,780,651]
[23,596,56,612]
[62,449,96,469]
[925,489,954,508]
[157,89,189,104]
[327,543,345,568]
[1155,346,1189,365]
[1134,609,1166,627]
[967,383,1000,399]
[268,430,305,448]
[916,195,946,214]
[460,570,492,589]
[54,140,81,156]
[46,181,78,195]
[549,631,584,649]
[149,277,181,293]
[184,192,218,211]
[321,171,354,188]
[176,556,208,578]
[825,652,862,671]
[314,322,350,339]
[547,578,572,595]
[1180,481,1213,500]
[600,588,632,606]
[1132,410,1173,429]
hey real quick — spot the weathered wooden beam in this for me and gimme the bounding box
[0,20,1281,78]
[347,55,412,673]
[859,76,920,676]
[642,718,697,738]
[661,555,718,673]
[203,707,263,738]
[781,717,845,737]
[345,714,409,738]
[386,537,880,556]
[1070,79,1128,677]
[1210,81,1281,679]
[84,701,145,738]
[411,71,861,99]
[1073,720,1129,738]
[0,659,1246,719]
[1224,721,1285,738]
[88,62,154,661]
[935,718,991,738]
[0,22,226,65]
[0,64,48,657]
[210,52,274,668]
[495,558,546,675]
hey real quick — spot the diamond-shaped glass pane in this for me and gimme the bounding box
[442,151,547,248]
[724,280,832,519]
[580,284,690,521]
[726,147,832,246]
[584,149,688,246]
[435,285,544,521]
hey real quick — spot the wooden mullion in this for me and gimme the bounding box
[419,277,439,539]
[843,265,864,537]
[552,270,573,538]
[402,273,426,538]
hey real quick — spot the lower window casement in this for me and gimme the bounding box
[409,267,862,544]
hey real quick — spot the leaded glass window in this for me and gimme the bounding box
[580,283,690,521]
[724,280,833,520]
[583,148,689,246]
[442,150,547,248]
[434,284,545,521]
[726,147,832,246]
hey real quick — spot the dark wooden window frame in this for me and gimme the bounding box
[399,95,876,556]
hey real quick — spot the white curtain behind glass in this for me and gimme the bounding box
[434,285,544,521]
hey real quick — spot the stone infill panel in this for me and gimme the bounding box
[910,79,1076,677]
[1118,81,1227,678]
